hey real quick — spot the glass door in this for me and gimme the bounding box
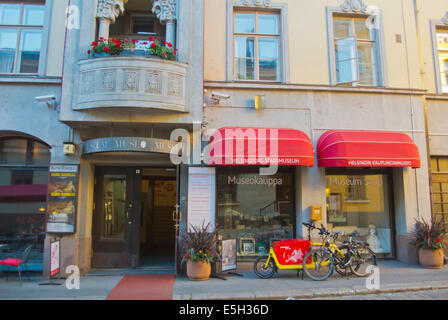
[92,167,141,268]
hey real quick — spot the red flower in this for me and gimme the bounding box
[132,39,138,44]
[151,43,156,48]
[168,42,173,48]
[436,238,442,242]
[87,50,91,54]
[91,41,97,46]
[148,36,153,41]
[104,46,110,53]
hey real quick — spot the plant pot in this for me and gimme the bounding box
[92,52,109,58]
[186,260,211,281]
[418,248,444,269]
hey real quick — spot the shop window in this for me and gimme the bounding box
[431,157,448,228]
[436,28,448,93]
[326,172,392,257]
[233,10,281,81]
[332,15,381,86]
[0,2,45,74]
[0,137,50,269]
[217,168,294,258]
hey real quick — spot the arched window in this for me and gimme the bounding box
[0,137,51,268]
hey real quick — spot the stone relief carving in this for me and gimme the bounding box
[340,0,368,14]
[442,12,448,25]
[152,0,177,23]
[233,0,272,7]
[123,71,138,92]
[102,71,116,92]
[96,0,128,23]
[146,71,162,94]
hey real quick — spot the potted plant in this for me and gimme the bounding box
[145,36,177,60]
[180,222,218,281]
[88,37,123,57]
[409,216,447,269]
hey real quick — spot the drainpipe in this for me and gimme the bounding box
[412,0,434,218]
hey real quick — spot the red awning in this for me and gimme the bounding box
[317,130,421,168]
[205,127,314,166]
[0,184,47,198]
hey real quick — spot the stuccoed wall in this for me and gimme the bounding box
[203,86,432,263]
[204,0,422,89]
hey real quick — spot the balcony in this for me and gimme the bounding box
[75,56,187,112]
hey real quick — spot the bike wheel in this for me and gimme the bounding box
[350,246,377,277]
[302,249,334,281]
[334,245,353,277]
[253,255,276,279]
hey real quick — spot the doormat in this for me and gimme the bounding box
[106,274,175,300]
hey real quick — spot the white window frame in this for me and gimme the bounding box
[0,0,51,77]
[226,1,289,83]
[430,21,448,95]
[326,7,386,87]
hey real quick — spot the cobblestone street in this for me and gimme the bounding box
[310,289,448,300]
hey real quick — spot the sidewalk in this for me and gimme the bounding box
[0,261,447,300]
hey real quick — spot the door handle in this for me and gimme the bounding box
[126,211,132,225]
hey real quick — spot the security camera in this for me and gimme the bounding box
[211,92,230,101]
[35,95,56,102]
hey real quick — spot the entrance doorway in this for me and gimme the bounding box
[92,167,178,269]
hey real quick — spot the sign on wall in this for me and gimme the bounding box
[50,240,60,277]
[46,165,79,234]
[187,167,216,231]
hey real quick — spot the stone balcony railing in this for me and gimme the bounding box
[75,56,187,112]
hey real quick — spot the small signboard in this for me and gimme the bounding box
[221,239,237,272]
[50,240,60,277]
[46,165,79,234]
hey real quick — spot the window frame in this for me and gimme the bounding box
[233,10,281,82]
[431,23,448,95]
[0,1,50,77]
[226,2,289,83]
[326,7,386,87]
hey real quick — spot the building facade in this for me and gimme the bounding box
[202,0,436,264]
[1,0,447,277]
[0,0,69,271]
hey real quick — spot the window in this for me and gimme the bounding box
[217,168,294,258]
[109,11,166,48]
[436,28,448,93]
[0,2,45,74]
[326,172,392,257]
[333,16,379,86]
[233,11,280,81]
[431,157,448,226]
[0,137,50,268]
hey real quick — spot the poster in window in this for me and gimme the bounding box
[154,180,176,207]
[46,165,79,234]
[327,193,346,223]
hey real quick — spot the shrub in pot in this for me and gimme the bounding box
[180,222,218,281]
[409,217,447,269]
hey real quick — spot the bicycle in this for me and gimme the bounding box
[253,223,347,280]
[302,225,377,280]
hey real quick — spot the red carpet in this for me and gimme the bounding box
[106,274,175,300]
